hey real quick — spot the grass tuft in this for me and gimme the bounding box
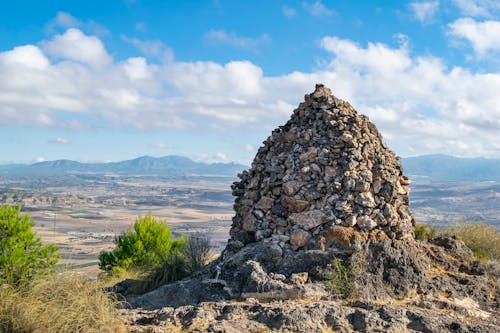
[0,272,125,333]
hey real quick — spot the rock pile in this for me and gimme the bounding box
[227,84,414,256]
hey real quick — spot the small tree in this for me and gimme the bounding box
[0,205,59,286]
[99,213,187,273]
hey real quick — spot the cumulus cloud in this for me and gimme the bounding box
[448,18,500,56]
[409,1,439,23]
[41,28,112,67]
[302,1,334,17]
[203,30,270,51]
[1,28,500,158]
[49,137,70,144]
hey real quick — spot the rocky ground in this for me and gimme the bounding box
[121,298,498,333]
[117,236,499,332]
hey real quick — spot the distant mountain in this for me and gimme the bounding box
[2,154,499,181]
[402,154,500,181]
[0,155,246,177]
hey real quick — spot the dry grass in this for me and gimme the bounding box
[0,272,126,333]
[443,223,500,261]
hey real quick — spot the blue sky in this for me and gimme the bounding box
[0,0,499,164]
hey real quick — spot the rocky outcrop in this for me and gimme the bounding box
[121,85,499,332]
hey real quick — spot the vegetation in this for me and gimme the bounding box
[0,272,125,333]
[0,205,59,286]
[0,205,123,332]
[414,223,437,240]
[322,257,358,298]
[99,213,188,273]
[414,222,500,261]
[443,223,500,261]
[185,234,214,272]
[99,214,214,292]
[143,234,215,291]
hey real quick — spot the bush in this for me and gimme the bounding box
[0,272,125,333]
[99,213,187,272]
[185,235,214,273]
[0,205,59,286]
[443,223,500,261]
[414,223,437,240]
[322,257,358,298]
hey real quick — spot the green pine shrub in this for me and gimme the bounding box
[99,213,187,272]
[0,205,59,286]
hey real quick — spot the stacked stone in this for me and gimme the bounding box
[229,84,414,253]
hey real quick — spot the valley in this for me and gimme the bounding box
[1,172,499,278]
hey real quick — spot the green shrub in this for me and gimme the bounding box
[0,205,59,286]
[414,223,437,240]
[99,213,187,273]
[322,257,358,298]
[443,223,500,261]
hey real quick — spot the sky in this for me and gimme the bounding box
[0,0,499,165]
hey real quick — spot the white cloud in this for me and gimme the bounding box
[409,1,439,23]
[0,45,50,70]
[451,0,500,18]
[121,35,174,62]
[46,11,110,37]
[448,18,500,56]
[49,137,70,144]
[41,28,112,67]
[203,30,270,51]
[283,6,297,18]
[34,156,46,163]
[302,1,334,17]
[49,11,81,30]
[1,28,500,158]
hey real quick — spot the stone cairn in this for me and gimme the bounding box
[227,84,414,256]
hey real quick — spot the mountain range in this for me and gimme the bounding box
[0,155,246,177]
[1,154,499,181]
[402,154,500,181]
